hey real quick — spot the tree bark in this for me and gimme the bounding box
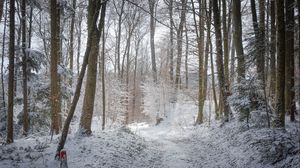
[274,0,285,128]
[285,0,295,121]
[222,0,229,86]
[258,0,266,81]
[192,0,205,124]
[250,0,264,81]
[149,0,158,82]
[269,0,276,98]
[7,0,15,144]
[101,22,106,130]
[175,0,187,89]
[50,0,62,135]
[169,0,174,82]
[185,22,188,89]
[1,0,8,113]
[69,0,76,84]
[213,0,230,122]
[21,0,29,136]
[79,0,102,135]
[232,0,245,80]
[113,0,125,78]
[77,12,83,75]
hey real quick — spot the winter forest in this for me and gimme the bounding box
[0,0,299,167]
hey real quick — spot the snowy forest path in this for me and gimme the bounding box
[129,123,238,168]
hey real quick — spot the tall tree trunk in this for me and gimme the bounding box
[149,0,157,82]
[274,0,285,128]
[79,0,102,135]
[21,0,29,136]
[7,0,15,144]
[101,22,106,130]
[222,0,229,86]
[56,1,106,157]
[77,12,83,75]
[285,0,295,121]
[258,0,266,81]
[185,22,189,89]
[69,0,76,84]
[213,0,230,122]
[192,0,205,124]
[50,0,62,135]
[169,0,174,82]
[250,0,264,81]
[175,0,187,89]
[269,0,276,98]
[232,0,245,80]
[114,0,125,78]
[1,0,8,112]
[210,40,219,119]
[125,28,132,125]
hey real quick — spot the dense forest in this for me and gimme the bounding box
[0,0,299,167]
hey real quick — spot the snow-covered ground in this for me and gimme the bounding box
[0,99,299,168]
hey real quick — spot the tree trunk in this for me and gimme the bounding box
[285,0,295,122]
[274,0,285,128]
[185,22,188,89]
[213,0,230,122]
[50,0,62,135]
[125,28,132,125]
[250,0,264,81]
[79,0,102,135]
[269,0,276,98]
[7,0,15,144]
[69,0,76,84]
[232,0,245,80]
[77,12,83,75]
[21,0,29,136]
[192,0,205,124]
[169,0,174,82]
[56,1,106,157]
[222,0,229,86]
[175,0,187,89]
[210,40,219,119]
[114,0,125,78]
[101,22,106,130]
[258,0,266,81]
[149,0,157,82]
[1,0,8,113]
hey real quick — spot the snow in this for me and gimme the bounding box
[0,99,299,168]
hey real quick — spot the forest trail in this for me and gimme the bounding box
[129,122,238,168]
